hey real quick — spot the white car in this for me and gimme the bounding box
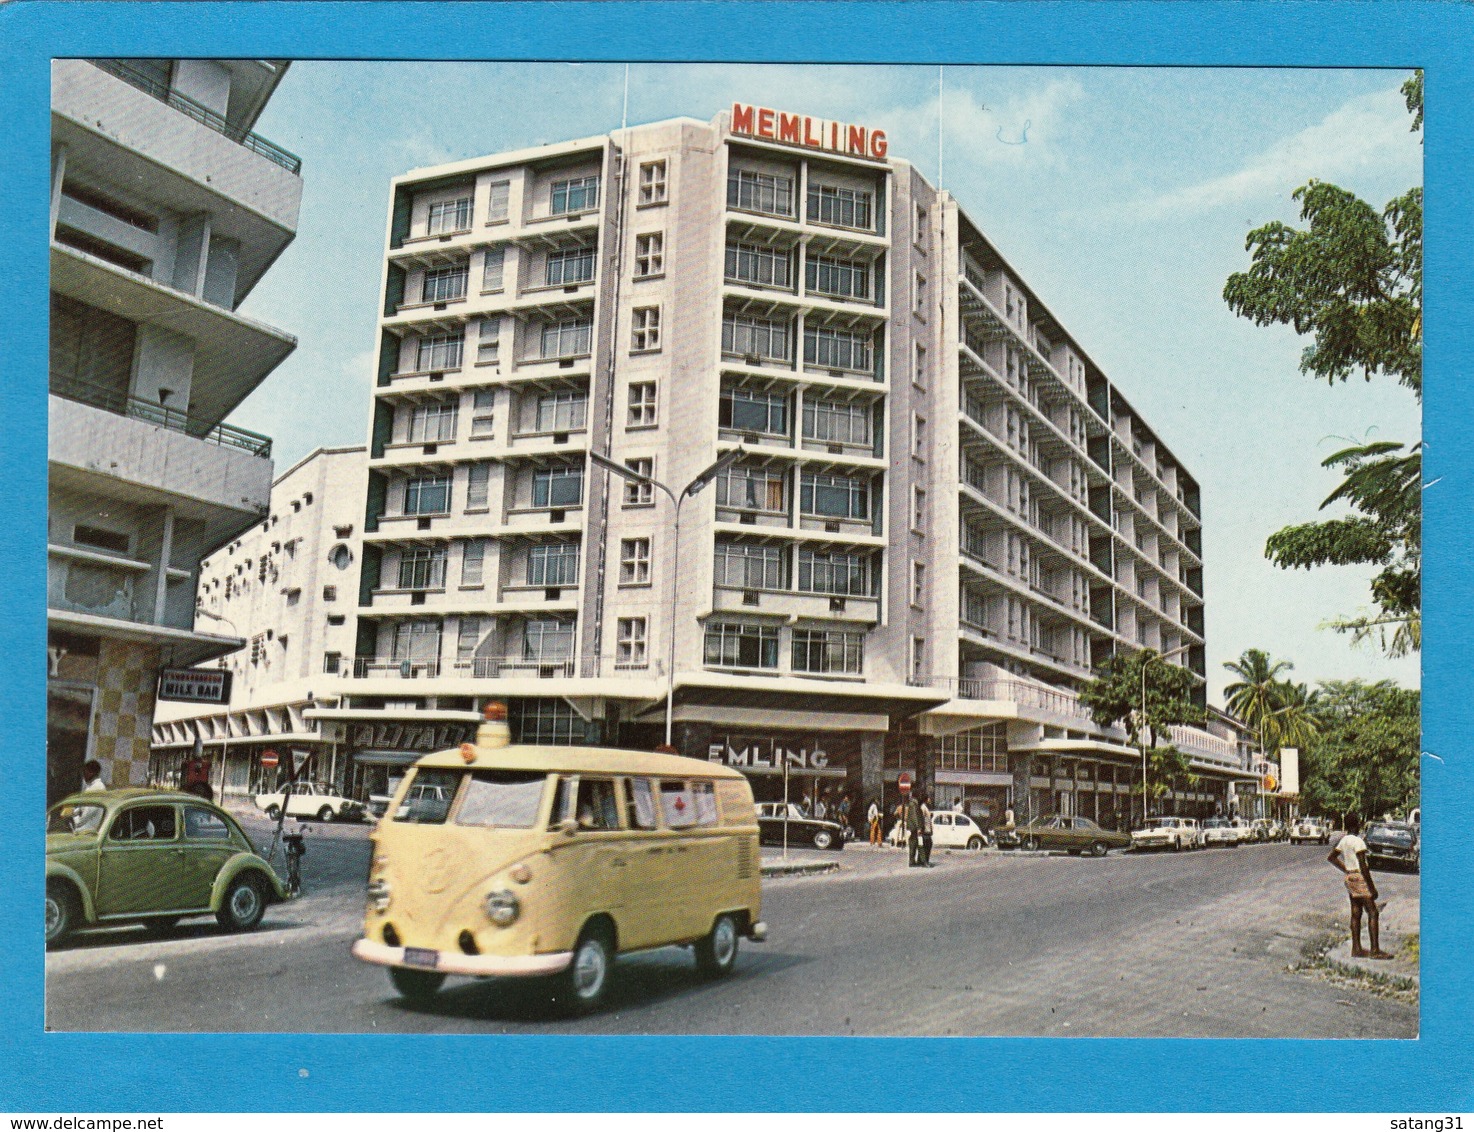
[1201,817,1241,847]
[1131,816,1200,852]
[1289,817,1330,845]
[930,811,990,850]
[255,781,366,823]
[1228,817,1255,843]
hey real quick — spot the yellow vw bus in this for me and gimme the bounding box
[351,706,766,1013]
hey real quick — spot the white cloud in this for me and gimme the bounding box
[1146,85,1421,215]
[880,76,1085,173]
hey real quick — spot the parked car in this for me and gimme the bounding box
[1131,816,1200,852]
[255,781,366,823]
[46,789,289,946]
[1201,817,1241,848]
[1013,814,1132,856]
[1248,819,1276,843]
[1267,819,1289,842]
[1289,817,1330,845]
[1364,821,1420,871]
[755,802,846,851]
[930,811,990,850]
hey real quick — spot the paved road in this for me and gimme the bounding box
[45,817,1418,1037]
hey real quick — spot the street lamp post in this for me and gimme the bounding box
[1139,643,1194,826]
[589,446,745,749]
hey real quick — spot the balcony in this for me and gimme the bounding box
[348,654,662,681]
[52,375,271,457]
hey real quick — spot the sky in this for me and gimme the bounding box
[231,62,1423,705]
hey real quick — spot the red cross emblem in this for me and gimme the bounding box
[673,796,686,813]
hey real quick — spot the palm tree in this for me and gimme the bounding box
[1268,680,1321,752]
[1223,648,1294,755]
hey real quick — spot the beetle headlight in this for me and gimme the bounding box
[367,878,391,913]
[485,889,519,926]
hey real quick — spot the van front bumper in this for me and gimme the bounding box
[351,938,572,977]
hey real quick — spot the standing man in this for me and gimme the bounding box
[919,793,935,867]
[1328,813,1393,960]
[81,760,106,793]
[867,798,882,846]
[904,791,923,867]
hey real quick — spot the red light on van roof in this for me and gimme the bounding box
[484,701,508,722]
[460,743,477,763]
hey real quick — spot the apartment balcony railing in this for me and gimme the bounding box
[952,677,1096,720]
[89,59,303,175]
[51,375,273,457]
[349,654,664,681]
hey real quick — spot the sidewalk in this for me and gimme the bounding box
[1322,880,1421,986]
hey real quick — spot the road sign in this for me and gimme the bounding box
[260,750,279,769]
[898,772,912,793]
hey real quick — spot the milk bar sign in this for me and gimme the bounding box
[350,722,474,752]
[157,668,232,704]
[731,102,889,161]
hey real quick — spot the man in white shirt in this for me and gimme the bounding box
[81,760,106,793]
[1328,812,1392,959]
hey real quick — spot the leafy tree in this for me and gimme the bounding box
[1080,649,1206,807]
[1223,71,1422,656]
[1269,680,1321,752]
[1298,679,1420,821]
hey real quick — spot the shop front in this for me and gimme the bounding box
[703,730,862,824]
[310,712,482,804]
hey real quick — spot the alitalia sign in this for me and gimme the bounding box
[731,102,889,161]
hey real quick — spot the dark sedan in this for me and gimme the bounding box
[1364,820,1420,871]
[754,802,846,851]
[1013,814,1133,856]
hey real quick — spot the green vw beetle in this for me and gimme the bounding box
[46,789,288,946]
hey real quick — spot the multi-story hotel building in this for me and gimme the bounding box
[155,104,1257,825]
[48,58,301,803]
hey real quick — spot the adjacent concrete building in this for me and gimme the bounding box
[48,58,302,803]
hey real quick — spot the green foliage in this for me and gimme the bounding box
[1223,649,1321,756]
[1299,679,1420,821]
[1079,649,1205,751]
[1223,72,1422,658]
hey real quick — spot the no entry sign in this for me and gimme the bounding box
[898,773,912,793]
[260,750,280,769]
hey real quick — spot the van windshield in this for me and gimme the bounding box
[457,771,548,829]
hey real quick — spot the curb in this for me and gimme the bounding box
[761,861,842,877]
[1323,940,1420,988]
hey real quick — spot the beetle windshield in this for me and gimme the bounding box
[48,803,106,835]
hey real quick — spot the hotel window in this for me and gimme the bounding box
[912,414,927,459]
[470,390,496,436]
[481,248,505,292]
[522,618,575,661]
[914,273,928,317]
[619,538,651,585]
[535,389,588,432]
[486,181,510,223]
[720,386,788,437]
[511,697,583,744]
[398,546,447,591]
[474,324,500,372]
[422,264,468,304]
[540,318,592,359]
[532,464,584,508]
[546,244,595,286]
[914,343,927,388]
[416,332,463,372]
[457,617,482,664]
[725,242,791,288]
[914,204,928,245]
[407,400,458,444]
[528,541,580,587]
[616,618,648,668]
[638,160,667,205]
[912,486,927,532]
[551,175,599,216]
[912,561,926,606]
[466,462,490,509]
[722,313,791,363]
[807,182,872,230]
[717,465,786,513]
[393,620,442,665]
[802,397,870,445]
[911,636,926,682]
[322,652,342,675]
[804,325,872,373]
[634,232,664,278]
[714,541,785,590]
[404,474,451,515]
[727,169,794,217]
[631,308,661,353]
[461,538,486,586]
[703,622,779,670]
[805,254,870,300]
[800,472,869,520]
[427,196,472,235]
[628,382,657,426]
[623,458,654,506]
[796,548,870,597]
[792,629,864,676]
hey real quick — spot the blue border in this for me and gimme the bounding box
[3,0,1470,1113]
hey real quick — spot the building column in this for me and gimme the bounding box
[50,144,67,239]
[154,507,174,624]
[860,731,884,812]
[1011,752,1033,824]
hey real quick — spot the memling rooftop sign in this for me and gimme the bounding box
[730,102,890,161]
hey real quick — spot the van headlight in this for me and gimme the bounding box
[367,878,391,912]
[485,889,519,926]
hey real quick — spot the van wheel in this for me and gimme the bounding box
[695,913,740,978]
[559,923,614,1014]
[812,829,834,850]
[390,967,445,1002]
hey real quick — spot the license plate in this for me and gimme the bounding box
[403,947,439,969]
